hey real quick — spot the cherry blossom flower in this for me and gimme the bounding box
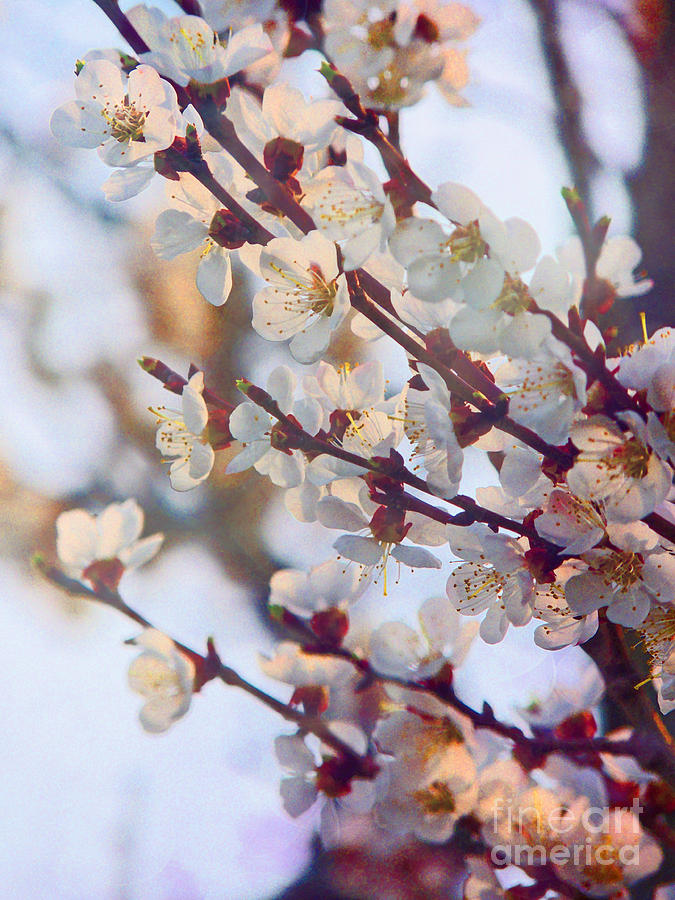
[368,595,477,679]
[554,805,662,896]
[274,726,374,844]
[226,366,322,488]
[260,641,354,688]
[446,524,536,643]
[151,162,242,306]
[533,576,599,650]
[374,733,477,841]
[269,559,362,617]
[307,402,406,485]
[332,502,443,583]
[51,60,180,167]
[518,655,604,728]
[314,483,442,579]
[390,184,551,356]
[617,326,675,412]
[566,414,671,523]
[228,82,342,159]
[565,524,675,627]
[127,629,195,733]
[242,231,350,364]
[127,8,272,86]
[403,362,464,497]
[534,489,606,556]
[56,499,163,586]
[150,371,215,491]
[496,343,587,444]
[303,163,396,270]
[476,446,552,522]
[322,0,479,109]
[303,360,386,417]
[558,233,653,302]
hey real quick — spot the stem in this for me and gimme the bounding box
[199,101,317,235]
[347,273,572,466]
[529,0,597,213]
[37,559,376,776]
[237,377,565,551]
[91,0,149,53]
[187,156,275,245]
[279,613,649,765]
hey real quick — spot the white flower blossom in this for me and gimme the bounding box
[127,629,195,733]
[51,60,180,167]
[446,523,536,643]
[127,8,272,86]
[151,162,239,306]
[303,163,396,270]
[565,524,675,627]
[269,559,362,617]
[558,233,653,303]
[567,414,671,523]
[227,366,322,488]
[242,231,350,363]
[150,371,215,491]
[369,595,477,679]
[56,499,163,583]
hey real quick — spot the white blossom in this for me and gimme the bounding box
[127,8,272,86]
[56,499,163,582]
[51,60,180,167]
[446,524,536,643]
[567,414,671,523]
[303,163,396,270]
[243,231,350,363]
[127,629,195,733]
[150,371,215,491]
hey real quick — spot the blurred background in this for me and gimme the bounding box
[0,0,672,897]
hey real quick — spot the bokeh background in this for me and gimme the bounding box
[1,0,672,897]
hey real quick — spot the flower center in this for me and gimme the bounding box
[446,221,486,263]
[413,781,456,814]
[367,17,396,50]
[105,98,147,143]
[368,65,410,107]
[492,274,532,315]
[638,607,675,664]
[594,550,643,589]
[607,437,650,480]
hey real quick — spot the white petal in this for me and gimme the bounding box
[369,621,423,676]
[391,544,442,569]
[265,451,304,488]
[50,100,107,148]
[274,733,316,774]
[103,165,155,201]
[152,209,207,260]
[182,374,208,435]
[333,535,383,566]
[267,365,296,412]
[56,508,98,570]
[119,533,164,569]
[188,441,215,479]
[317,496,367,531]
[280,776,318,817]
[196,249,232,306]
[229,402,267,442]
[433,182,482,224]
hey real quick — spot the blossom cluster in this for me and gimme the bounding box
[45,1,675,896]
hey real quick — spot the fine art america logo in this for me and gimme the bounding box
[490,798,645,869]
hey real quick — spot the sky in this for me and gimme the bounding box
[0,0,648,897]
